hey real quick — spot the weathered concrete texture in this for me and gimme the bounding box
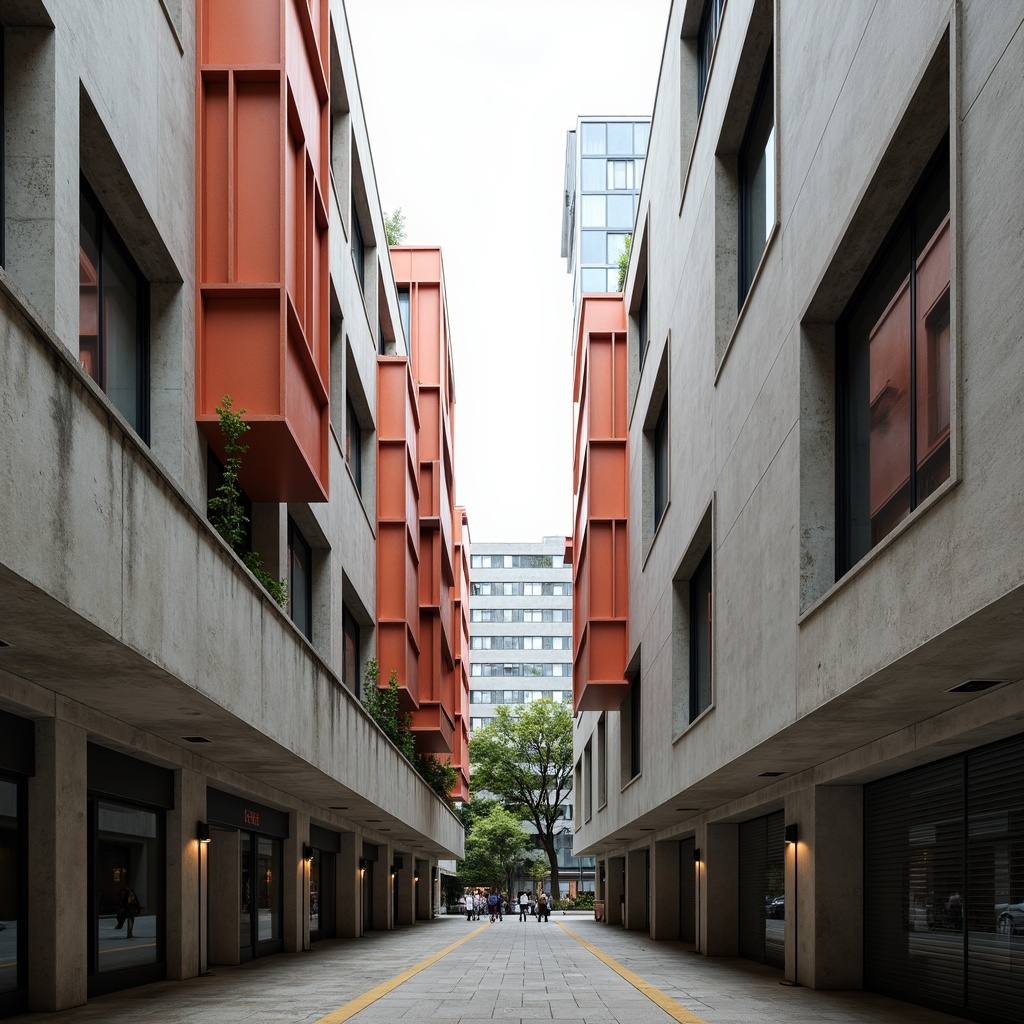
[26,716,88,1011]
[574,6,1024,999]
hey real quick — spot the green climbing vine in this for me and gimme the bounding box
[362,658,459,804]
[208,396,288,608]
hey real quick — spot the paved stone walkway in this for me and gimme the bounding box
[11,915,969,1023]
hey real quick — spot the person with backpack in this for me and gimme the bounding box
[537,890,549,922]
[487,889,502,922]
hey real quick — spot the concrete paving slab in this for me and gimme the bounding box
[7,916,975,1024]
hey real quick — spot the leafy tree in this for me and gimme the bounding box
[616,234,632,291]
[469,698,574,897]
[208,396,287,607]
[384,207,406,246]
[459,805,533,893]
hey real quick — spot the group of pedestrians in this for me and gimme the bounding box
[459,888,551,922]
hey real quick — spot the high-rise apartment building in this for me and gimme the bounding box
[561,116,650,321]
[0,1,464,1015]
[467,538,593,895]
[569,3,1024,1023]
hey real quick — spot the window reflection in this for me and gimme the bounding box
[0,779,20,995]
[95,801,161,973]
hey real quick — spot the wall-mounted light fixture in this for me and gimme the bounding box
[358,857,369,871]
[693,847,701,862]
[781,822,801,987]
[413,869,420,881]
[390,864,397,878]
[303,843,314,861]
[197,821,212,844]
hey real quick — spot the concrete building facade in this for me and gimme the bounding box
[0,0,462,1016]
[570,2,1024,1022]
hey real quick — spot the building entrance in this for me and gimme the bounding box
[207,789,288,964]
[738,811,785,969]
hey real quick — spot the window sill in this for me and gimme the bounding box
[715,219,780,385]
[620,770,643,795]
[641,500,672,571]
[798,475,960,625]
[671,702,714,746]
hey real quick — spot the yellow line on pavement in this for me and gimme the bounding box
[557,923,710,1024]
[313,923,489,1024]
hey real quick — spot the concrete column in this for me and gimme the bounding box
[394,851,415,926]
[207,827,240,965]
[606,856,625,926]
[283,811,308,953]
[336,832,360,937]
[371,842,392,930]
[805,785,863,988]
[27,716,87,1011]
[167,768,205,980]
[624,847,649,931]
[651,839,680,940]
[704,822,738,956]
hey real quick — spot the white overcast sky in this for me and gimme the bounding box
[344,0,670,543]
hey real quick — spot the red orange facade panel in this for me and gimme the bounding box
[377,248,464,783]
[196,0,330,502]
[570,296,631,712]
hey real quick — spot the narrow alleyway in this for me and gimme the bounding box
[11,916,968,1024]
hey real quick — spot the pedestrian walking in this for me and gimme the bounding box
[537,890,550,923]
[115,885,140,938]
[518,890,529,922]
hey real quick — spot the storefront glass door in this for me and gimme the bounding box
[239,832,282,959]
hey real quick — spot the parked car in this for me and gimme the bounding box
[996,899,1024,935]
[766,895,785,919]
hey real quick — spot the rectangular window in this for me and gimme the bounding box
[607,194,635,229]
[581,231,606,264]
[690,548,712,721]
[837,142,950,574]
[607,122,633,155]
[697,0,723,113]
[654,398,669,527]
[581,194,606,227]
[287,517,312,641]
[583,741,593,822]
[342,605,359,697]
[580,122,606,155]
[607,233,629,265]
[351,199,365,293]
[581,268,606,293]
[607,160,635,190]
[79,179,149,441]
[0,774,24,1002]
[630,677,642,779]
[397,286,410,351]
[597,715,608,807]
[346,396,362,492]
[633,122,650,155]
[581,158,605,191]
[638,280,649,369]
[738,47,776,307]
[0,29,5,270]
